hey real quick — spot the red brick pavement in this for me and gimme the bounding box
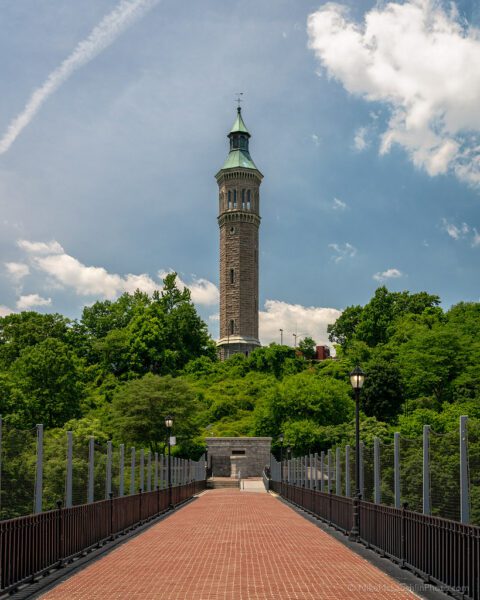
[40,490,419,599]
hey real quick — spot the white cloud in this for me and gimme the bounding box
[0,0,161,155]
[311,133,321,147]
[158,270,219,306]
[473,228,480,247]
[16,239,219,306]
[442,218,480,246]
[16,294,52,310]
[259,300,341,346]
[5,262,30,281]
[353,126,369,151]
[0,305,14,317]
[332,197,347,210]
[373,268,403,282]
[329,242,357,263]
[208,313,220,322]
[18,240,64,254]
[307,1,480,186]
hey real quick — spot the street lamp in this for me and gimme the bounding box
[165,415,174,508]
[279,434,284,483]
[279,328,283,345]
[349,365,365,540]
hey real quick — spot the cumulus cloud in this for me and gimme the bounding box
[353,126,369,151]
[5,262,30,281]
[17,294,52,310]
[0,0,161,155]
[18,240,64,254]
[259,300,341,346]
[332,197,347,210]
[373,268,403,282]
[307,1,480,186]
[16,239,219,306]
[329,242,357,263]
[0,306,14,317]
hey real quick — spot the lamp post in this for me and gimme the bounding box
[279,328,283,345]
[165,415,174,508]
[279,434,284,484]
[349,365,365,540]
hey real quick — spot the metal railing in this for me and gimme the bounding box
[271,480,480,600]
[0,480,205,595]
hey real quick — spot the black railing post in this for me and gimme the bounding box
[56,500,64,568]
[109,492,114,539]
[401,502,408,568]
[139,488,143,523]
[156,485,160,515]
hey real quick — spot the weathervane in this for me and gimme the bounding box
[235,92,243,109]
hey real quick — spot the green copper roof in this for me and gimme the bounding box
[221,149,258,170]
[229,108,250,135]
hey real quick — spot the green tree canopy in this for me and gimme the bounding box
[110,373,198,453]
[11,338,84,428]
[0,312,70,367]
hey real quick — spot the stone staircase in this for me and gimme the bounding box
[207,477,240,489]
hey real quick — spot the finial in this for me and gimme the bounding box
[235,92,243,112]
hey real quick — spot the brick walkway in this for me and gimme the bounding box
[40,490,418,599]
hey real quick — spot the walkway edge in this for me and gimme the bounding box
[274,493,453,600]
[7,495,200,600]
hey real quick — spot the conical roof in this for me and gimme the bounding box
[229,107,250,136]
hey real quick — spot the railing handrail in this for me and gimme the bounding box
[272,480,480,600]
[0,480,206,595]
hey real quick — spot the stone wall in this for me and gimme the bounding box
[206,437,272,478]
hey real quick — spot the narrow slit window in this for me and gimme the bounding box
[230,269,235,284]
[247,189,251,210]
[233,190,237,208]
[242,189,245,209]
[228,190,231,209]
[229,320,235,335]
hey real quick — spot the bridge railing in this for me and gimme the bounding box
[270,479,480,599]
[0,417,207,521]
[0,480,206,595]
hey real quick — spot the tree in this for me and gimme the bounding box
[0,312,70,367]
[126,274,216,375]
[110,374,198,453]
[328,288,440,349]
[298,337,316,360]
[246,344,303,379]
[270,371,353,428]
[11,338,84,428]
[361,359,404,422]
[328,305,363,347]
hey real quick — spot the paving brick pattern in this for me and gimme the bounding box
[41,490,418,599]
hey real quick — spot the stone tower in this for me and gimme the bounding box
[216,107,263,359]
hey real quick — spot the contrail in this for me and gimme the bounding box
[0,0,160,155]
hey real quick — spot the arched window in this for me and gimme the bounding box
[229,320,235,335]
[227,190,231,209]
[230,269,235,284]
[247,189,251,210]
[241,189,245,209]
[233,189,237,208]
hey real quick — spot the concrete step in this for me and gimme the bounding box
[207,478,240,489]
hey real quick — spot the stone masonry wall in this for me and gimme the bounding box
[206,437,271,478]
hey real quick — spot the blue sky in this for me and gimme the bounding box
[0,0,479,346]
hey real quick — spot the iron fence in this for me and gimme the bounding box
[0,480,205,595]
